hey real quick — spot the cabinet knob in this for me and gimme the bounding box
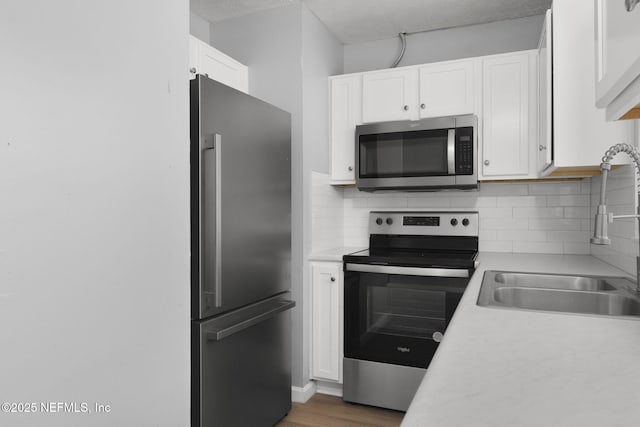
[432,331,444,342]
[348,166,353,171]
[539,145,547,151]
[420,103,426,109]
[403,105,409,111]
[484,160,490,166]
[330,276,336,282]
[626,0,639,12]
[189,67,197,74]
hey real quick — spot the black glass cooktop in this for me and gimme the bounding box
[343,248,478,269]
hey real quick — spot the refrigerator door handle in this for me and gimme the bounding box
[206,299,296,342]
[201,133,222,309]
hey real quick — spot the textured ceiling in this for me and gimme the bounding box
[191,0,552,44]
[190,0,296,23]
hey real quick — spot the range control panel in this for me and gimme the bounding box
[369,211,479,237]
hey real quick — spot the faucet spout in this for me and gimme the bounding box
[591,143,640,292]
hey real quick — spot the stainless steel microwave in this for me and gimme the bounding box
[355,115,478,191]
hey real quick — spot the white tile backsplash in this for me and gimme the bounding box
[342,180,597,251]
[311,167,638,270]
[310,171,344,253]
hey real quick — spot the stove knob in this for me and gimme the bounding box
[462,218,470,226]
[376,217,383,225]
[386,218,394,225]
[450,218,458,226]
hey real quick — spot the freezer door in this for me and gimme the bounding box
[191,76,292,319]
[192,297,295,427]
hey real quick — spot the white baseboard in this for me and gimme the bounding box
[291,381,317,403]
[316,380,343,397]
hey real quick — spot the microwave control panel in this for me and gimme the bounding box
[455,127,474,175]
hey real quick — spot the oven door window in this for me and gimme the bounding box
[344,271,465,368]
[358,129,449,178]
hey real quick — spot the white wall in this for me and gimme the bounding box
[209,3,303,391]
[190,12,211,42]
[0,1,190,426]
[344,14,545,73]
[209,1,306,389]
[311,173,345,253]
[302,6,344,175]
[301,5,344,394]
[209,3,343,390]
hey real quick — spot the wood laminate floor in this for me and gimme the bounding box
[277,394,404,427]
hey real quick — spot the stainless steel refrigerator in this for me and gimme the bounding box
[190,75,294,427]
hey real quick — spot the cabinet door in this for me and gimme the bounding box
[595,0,640,108]
[330,75,362,183]
[311,262,343,383]
[482,53,532,178]
[552,0,632,168]
[198,41,249,94]
[537,9,553,173]
[362,68,418,123]
[418,60,475,118]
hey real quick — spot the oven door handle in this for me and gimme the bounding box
[345,263,469,278]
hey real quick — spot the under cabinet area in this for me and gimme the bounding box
[310,261,344,383]
[189,35,248,94]
[480,51,537,180]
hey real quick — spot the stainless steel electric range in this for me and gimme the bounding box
[342,211,479,411]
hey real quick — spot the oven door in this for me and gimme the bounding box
[344,264,468,369]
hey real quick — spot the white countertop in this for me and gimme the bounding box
[402,252,640,427]
[308,246,364,262]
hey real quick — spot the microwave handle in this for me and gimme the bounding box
[447,129,456,175]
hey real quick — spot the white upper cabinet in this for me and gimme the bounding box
[189,36,249,94]
[418,60,476,118]
[329,75,362,184]
[539,0,632,177]
[361,61,476,124]
[537,9,553,173]
[362,68,419,122]
[481,51,537,179]
[595,0,640,120]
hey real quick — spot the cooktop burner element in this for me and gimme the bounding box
[344,211,479,270]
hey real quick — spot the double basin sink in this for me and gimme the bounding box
[478,271,640,319]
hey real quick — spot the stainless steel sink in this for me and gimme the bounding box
[478,271,640,319]
[494,272,617,291]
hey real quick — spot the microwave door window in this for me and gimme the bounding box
[359,130,449,178]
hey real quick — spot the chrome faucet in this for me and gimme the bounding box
[591,143,640,292]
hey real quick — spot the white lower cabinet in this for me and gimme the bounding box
[310,261,343,383]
